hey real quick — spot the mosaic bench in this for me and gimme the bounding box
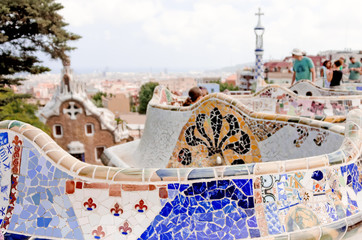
[0,95,362,239]
[289,80,362,97]
[106,87,346,169]
[233,85,361,120]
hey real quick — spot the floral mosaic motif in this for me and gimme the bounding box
[177,148,192,165]
[260,175,276,203]
[182,107,251,165]
[243,118,285,141]
[92,226,105,239]
[308,101,325,115]
[2,175,18,230]
[84,198,97,211]
[314,131,329,146]
[259,88,273,98]
[11,135,22,174]
[110,203,123,216]
[293,126,309,148]
[119,221,132,235]
[135,199,148,212]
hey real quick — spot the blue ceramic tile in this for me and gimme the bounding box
[311,170,323,181]
[28,150,35,158]
[241,180,253,196]
[218,180,230,189]
[30,178,39,186]
[27,227,35,234]
[168,183,178,190]
[160,203,173,217]
[221,233,234,240]
[45,227,53,236]
[226,185,236,198]
[35,228,45,236]
[247,215,258,228]
[212,200,222,210]
[209,189,225,200]
[198,212,213,222]
[27,187,36,195]
[73,228,84,240]
[31,193,40,205]
[196,231,209,240]
[28,169,37,179]
[35,165,42,173]
[249,228,261,238]
[65,231,74,239]
[4,233,30,240]
[19,210,31,219]
[199,201,211,211]
[208,222,222,232]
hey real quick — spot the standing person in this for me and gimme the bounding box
[348,56,361,81]
[321,60,332,88]
[328,60,343,89]
[339,56,347,71]
[290,48,316,85]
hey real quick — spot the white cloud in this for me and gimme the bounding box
[58,0,162,26]
[55,0,362,71]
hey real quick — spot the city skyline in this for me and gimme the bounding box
[42,0,362,73]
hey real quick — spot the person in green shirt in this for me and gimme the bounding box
[348,56,361,81]
[290,48,316,85]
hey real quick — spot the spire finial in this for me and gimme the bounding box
[255,8,264,28]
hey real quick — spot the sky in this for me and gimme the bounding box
[44,0,362,73]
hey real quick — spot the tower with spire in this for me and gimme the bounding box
[254,8,265,90]
[37,61,130,165]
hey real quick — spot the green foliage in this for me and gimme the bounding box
[138,82,159,114]
[91,92,107,107]
[0,0,80,132]
[211,79,239,92]
[129,96,137,112]
[0,90,50,134]
[0,0,81,85]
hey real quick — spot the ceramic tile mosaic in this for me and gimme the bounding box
[168,100,262,168]
[0,88,361,239]
[167,98,344,168]
[290,80,362,97]
[234,85,361,119]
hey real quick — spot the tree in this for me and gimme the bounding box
[0,98,51,134]
[91,92,107,107]
[138,82,159,114]
[0,0,80,131]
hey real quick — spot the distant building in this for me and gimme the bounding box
[38,66,130,165]
[102,93,130,115]
[225,74,237,86]
[237,70,254,91]
[318,49,362,64]
[196,77,220,84]
[159,77,196,94]
[264,61,292,73]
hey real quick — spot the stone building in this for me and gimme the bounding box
[102,93,130,115]
[38,66,129,165]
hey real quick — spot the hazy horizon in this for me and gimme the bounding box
[38,0,362,73]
